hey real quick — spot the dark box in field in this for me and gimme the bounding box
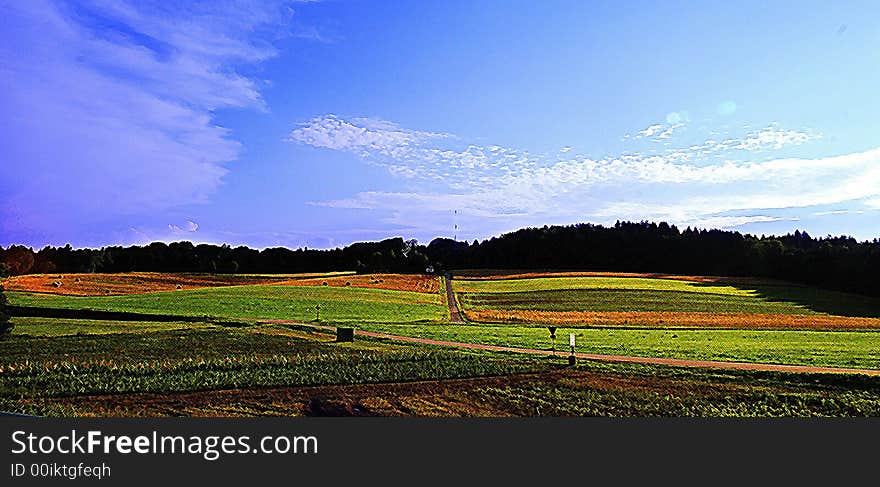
[336,327,354,342]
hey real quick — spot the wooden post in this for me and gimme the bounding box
[548,326,557,355]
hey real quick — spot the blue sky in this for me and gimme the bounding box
[2,0,879,249]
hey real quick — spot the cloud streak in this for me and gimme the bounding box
[289,114,875,239]
[0,0,290,245]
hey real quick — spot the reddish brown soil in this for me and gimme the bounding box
[1,272,339,296]
[53,374,533,417]
[467,309,880,330]
[50,365,868,417]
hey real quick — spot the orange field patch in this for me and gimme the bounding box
[282,273,440,294]
[1,272,337,296]
[466,309,880,330]
[455,271,784,286]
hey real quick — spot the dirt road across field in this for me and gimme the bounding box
[444,274,464,323]
[262,319,880,377]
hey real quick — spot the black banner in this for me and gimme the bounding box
[2,418,878,484]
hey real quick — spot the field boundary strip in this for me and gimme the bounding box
[7,305,248,327]
[257,319,880,377]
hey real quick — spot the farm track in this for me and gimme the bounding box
[445,275,464,323]
[260,319,880,377]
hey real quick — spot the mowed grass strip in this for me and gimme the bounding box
[7,284,448,323]
[465,310,880,331]
[460,288,818,314]
[0,327,329,364]
[356,323,880,370]
[8,317,215,337]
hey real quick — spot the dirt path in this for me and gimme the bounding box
[444,274,464,323]
[262,319,880,377]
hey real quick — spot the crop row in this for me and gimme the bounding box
[464,309,880,330]
[0,349,546,399]
[459,288,816,314]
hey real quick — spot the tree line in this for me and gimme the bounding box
[2,220,879,296]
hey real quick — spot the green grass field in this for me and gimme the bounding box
[460,288,820,314]
[358,322,880,369]
[4,322,879,417]
[454,276,880,318]
[8,317,215,337]
[4,271,880,417]
[8,284,447,323]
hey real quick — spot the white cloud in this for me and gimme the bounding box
[734,124,820,151]
[689,215,787,229]
[653,124,682,140]
[293,114,871,239]
[624,119,688,142]
[168,220,199,234]
[287,114,449,157]
[0,0,292,243]
[813,210,864,216]
[638,124,664,137]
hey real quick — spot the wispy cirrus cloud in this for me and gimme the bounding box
[0,0,297,245]
[169,220,200,234]
[623,119,685,142]
[690,215,791,228]
[812,209,864,216]
[288,113,878,238]
[286,114,450,158]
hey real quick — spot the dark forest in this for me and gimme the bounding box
[2,221,879,296]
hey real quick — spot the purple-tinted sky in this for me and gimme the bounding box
[3,1,880,249]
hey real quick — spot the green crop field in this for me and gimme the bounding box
[460,288,819,314]
[7,284,448,323]
[454,276,880,318]
[0,321,547,416]
[8,316,215,337]
[357,322,880,369]
[3,317,879,417]
[4,271,880,417]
